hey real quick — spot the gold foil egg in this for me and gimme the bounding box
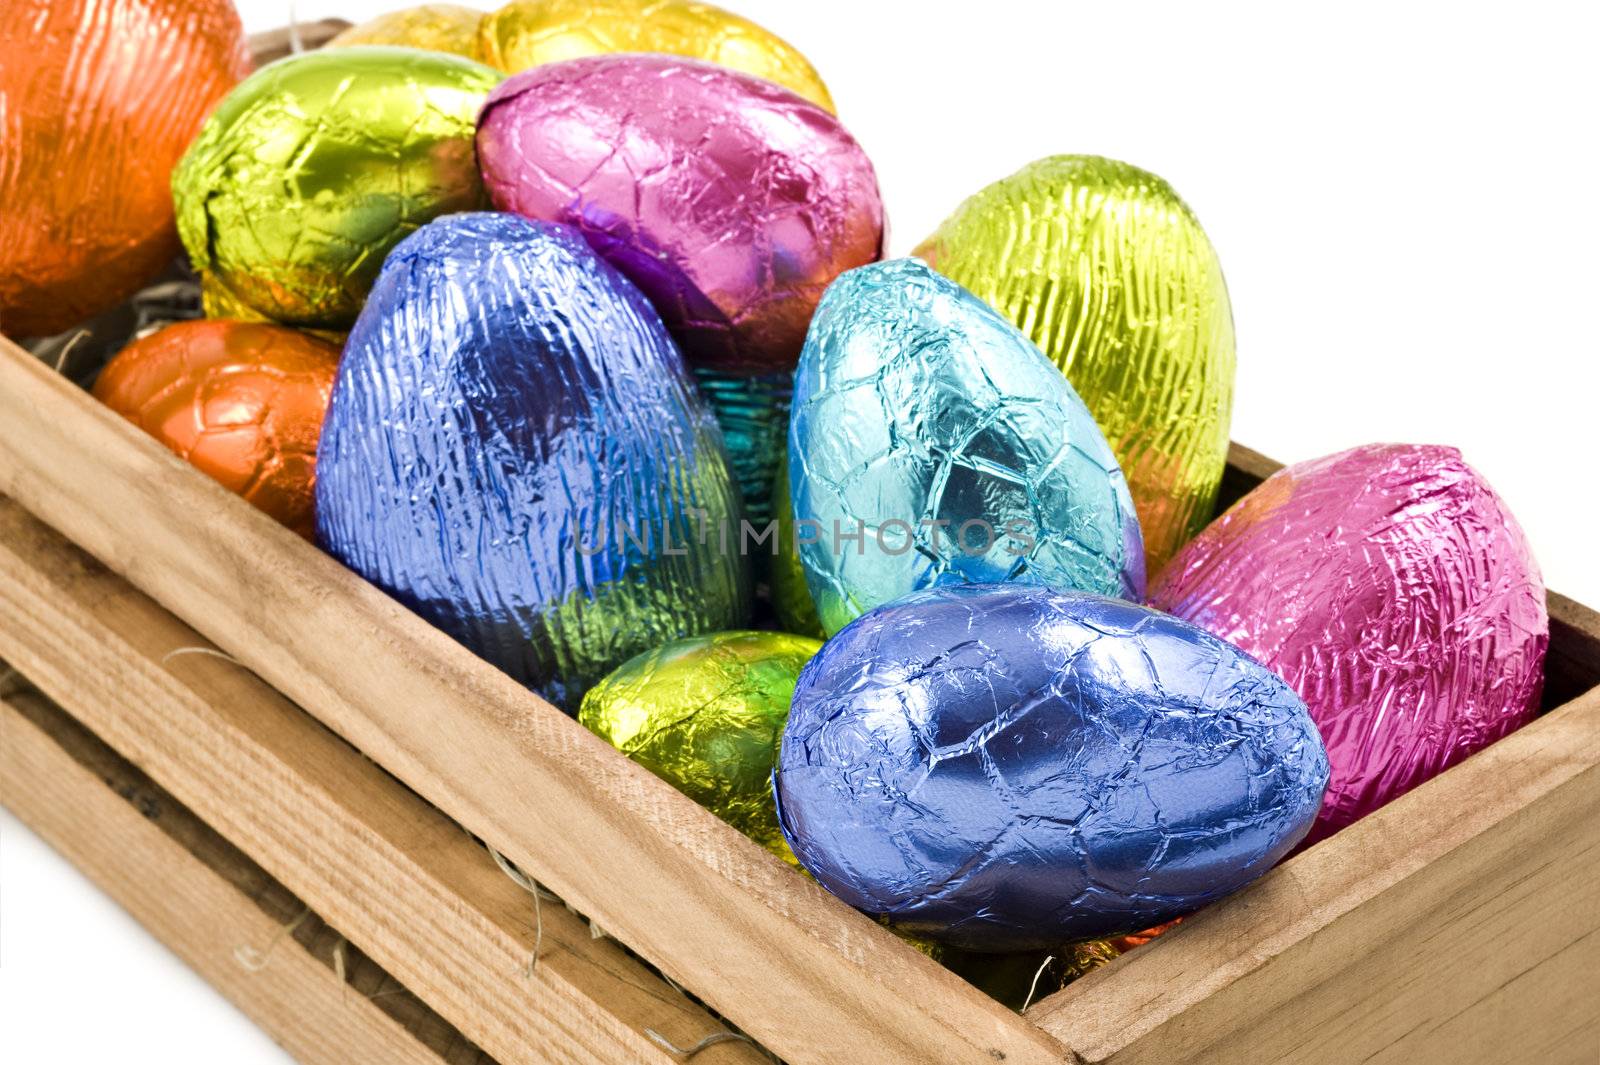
[481,0,836,112]
[579,631,823,862]
[172,47,503,330]
[327,5,490,63]
[915,156,1236,573]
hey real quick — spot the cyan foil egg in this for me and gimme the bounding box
[1151,444,1547,845]
[315,213,751,708]
[477,53,884,374]
[774,584,1329,951]
[173,47,503,330]
[789,259,1144,637]
[579,630,822,862]
[693,368,793,527]
[914,156,1235,574]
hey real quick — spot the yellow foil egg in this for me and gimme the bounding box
[914,156,1235,573]
[579,631,822,863]
[481,0,835,112]
[327,4,489,63]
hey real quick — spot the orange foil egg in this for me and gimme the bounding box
[0,0,249,338]
[93,321,341,537]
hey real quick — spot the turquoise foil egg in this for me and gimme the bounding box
[789,259,1144,636]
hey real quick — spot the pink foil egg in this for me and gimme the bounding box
[476,54,884,375]
[1150,444,1547,845]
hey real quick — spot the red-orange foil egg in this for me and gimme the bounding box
[0,0,249,338]
[93,321,340,538]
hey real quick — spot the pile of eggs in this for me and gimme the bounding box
[1,0,1548,994]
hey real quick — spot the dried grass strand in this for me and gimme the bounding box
[644,1029,755,1059]
[1021,954,1057,1012]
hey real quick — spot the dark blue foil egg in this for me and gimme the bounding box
[773,584,1329,951]
[316,212,750,708]
[789,259,1144,636]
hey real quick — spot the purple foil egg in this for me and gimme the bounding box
[476,53,884,375]
[1150,444,1547,844]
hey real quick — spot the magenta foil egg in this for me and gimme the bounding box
[476,54,885,374]
[1150,444,1547,845]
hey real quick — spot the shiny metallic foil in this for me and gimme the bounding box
[315,214,751,708]
[693,369,792,527]
[1152,444,1547,845]
[477,54,883,375]
[481,0,835,111]
[327,5,490,62]
[771,452,825,638]
[93,320,339,538]
[790,259,1144,637]
[774,584,1329,952]
[0,0,248,338]
[172,47,503,330]
[915,156,1235,574]
[579,631,822,862]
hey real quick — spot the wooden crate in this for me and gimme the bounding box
[2,22,1598,1065]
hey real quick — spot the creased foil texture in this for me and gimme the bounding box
[774,584,1329,951]
[789,259,1144,636]
[915,156,1235,573]
[173,46,502,330]
[327,4,490,62]
[693,368,792,526]
[315,213,751,708]
[0,0,249,338]
[580,630,822,862]
[477,54,883,374]
[1151,444,1547,844]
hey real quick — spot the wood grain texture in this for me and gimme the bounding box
[0,336,1066,1065]
[0,690,489,1065]
[1027,686,1600,1064]
[0,499,767,1065]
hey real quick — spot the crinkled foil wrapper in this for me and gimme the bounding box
[789,259,1144,636]
[580,630,822,861]
[94,320,339,539]
[693,369,792,527]
[1152,444,1547,844]
[774,584,1329,952]
[315,213,751,708]
[771,451,825,638]
[0,0,248,338]
[915,156,1235,574]
[173,47,502,330]
[477,54,883,374]
[482,0,836,111]
[327,4,489,62]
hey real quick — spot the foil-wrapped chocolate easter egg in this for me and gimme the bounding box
[482,0,835,111]
[173,47,503,330]
[477,54,883,374]
[580,631,822,861]
[789,259,1144,636]
[772,452,825,638]
[0,0,248,338]
[1151,444,1547,845]
[693,369,792,526]
[93,320,339,538]
[915,156,1235,573]
[774,584,1329,951]
[327,4,489,62]
[315,213,750,707]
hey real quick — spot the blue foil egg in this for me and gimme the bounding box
[773,584,1329,951]
[316,212,750,708]
[788,259,1143,636]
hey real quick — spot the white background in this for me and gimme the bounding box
[4,1,1597,1061]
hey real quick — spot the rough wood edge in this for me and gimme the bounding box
[1027,685,1600,1061]
[0,689,489,1065]
[0,500,769,1065]
[0,329,1067,1065]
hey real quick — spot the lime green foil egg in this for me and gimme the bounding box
[580,631,822,863]
[173,47,503,329]
[914,156,1235,573]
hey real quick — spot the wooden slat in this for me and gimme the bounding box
[0,337,1066,1065]
[0,500,767,1065]
[0,689,488,1065]
[1027,685,1600,1064]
